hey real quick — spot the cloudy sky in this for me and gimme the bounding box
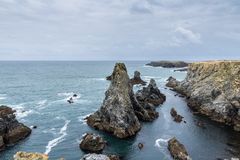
[0,0,240,60]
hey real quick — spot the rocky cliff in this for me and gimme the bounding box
[0,106,31,151]
[86,63,141,138]
[166,61,240,131]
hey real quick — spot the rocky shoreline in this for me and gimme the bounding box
[166,61,240,131]
[0,105,31,152]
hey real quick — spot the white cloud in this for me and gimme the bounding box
[174,27,201,44]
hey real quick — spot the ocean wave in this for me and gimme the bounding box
[93,78,106,81]
[45,120,71,155]
[11,104,38,119]
[155,138,170,148]
[78,113,91,124]
[0,94,7,100]
[36,100,48,109]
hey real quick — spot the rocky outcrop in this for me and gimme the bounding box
[13,152,48,160]
[80,133,106,153]
[166,61,240,131]
[80,153,120,160]
[170,108,184,123]
[168,138,190,160]
[134,79,166,121]
[146,61,189,68]
[86,63,141,138]
[0,106,31,151]
[174,67,188,72]
[130,71,146,85]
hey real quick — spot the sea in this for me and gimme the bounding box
[0,61,239,160]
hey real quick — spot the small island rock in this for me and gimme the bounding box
[80,133,106,153]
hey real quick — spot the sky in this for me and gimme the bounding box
[0,0,240,61]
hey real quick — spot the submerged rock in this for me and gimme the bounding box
[146,61,189,68]
[13,152,48,160]
[86,63,141,138]
[80,133,106,153]
[168,137,190,160]
[166,61,240,131]
[0,106,31,151]
[80,153,120,160]
[130,71,146,85]
[170,108,184,123]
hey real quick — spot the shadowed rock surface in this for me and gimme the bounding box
[13,152,48,160]
[146,61,189,68]
[0,106,31,152]
[80,153,120,160]
[86,63,141,138]
[166,61,240,131]
[80,133,106,153]
[134,79,166,121]
[130,71,146,85]
[168,137,190,160]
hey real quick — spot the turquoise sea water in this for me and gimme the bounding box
[0,61,239,160]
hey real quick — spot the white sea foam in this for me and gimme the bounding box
[94,78,105,81]
[0,94,7,100]
[45,120,71,155]
[36,100,48,109]
[143,76,163,81]
[11,104,37,119]
[78,113,91,124]
[155,138,170,148]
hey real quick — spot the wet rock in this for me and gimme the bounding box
[0,106,31,151]
[130,71,146,85]
[146,61,189,68]
[80,153,120,160]
[174,68,188,72]
[73,94,78,97]
[166,61,240,131]
[166,76,180,88]
[168,137,190,160]
[31,125,37,129]
[80,133,106,153]
[13,152,48,160]
[86,63,141,138]
[106,75,112,81]
[170,108,184,123]
[138,143,144,150]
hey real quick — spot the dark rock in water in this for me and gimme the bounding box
[170,108,183,123]
[67,97,74,104]
[196,121,206,129]
[146,61,189,68]
[166,76,180,88]
[166,61,240,131]
[168,137,190,160]
[138,143,144,150]
[134,79,166,121]
[86,63,141,138]
[174,67,188,72]
[73,94,78,97]
[0,105,31,151]
[31,126,37,129]
[80,153,120,160]
[80,133,106,153]
[130,71,147,86]
[106,75,112,81]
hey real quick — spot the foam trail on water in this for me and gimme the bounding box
[0,94,7,100]
[45,120,71,155]
[155,138,170,148]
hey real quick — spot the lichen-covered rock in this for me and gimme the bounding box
[130,71,146,85]
[80,133,106,153]
[166,61,240,131]
[13,152,49,160]
[80,154,120,160]
[86,63,141,138]
[0,106,31,151]
[168,138,190,160]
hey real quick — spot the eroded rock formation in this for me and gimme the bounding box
[0,106,31,151]
[166,61,240,131]
[130,71,146,85]
[80,133,106,153]
[80,153,120,160]
[86,63,141,138]
[168,137,190,160]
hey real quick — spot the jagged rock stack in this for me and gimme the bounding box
[130,71,147,85]
[0,106,31,151]
[166,61,240,131]
[168,137,190,160]
[86,63,166,138]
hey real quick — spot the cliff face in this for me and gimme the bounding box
[167,61,240,131]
